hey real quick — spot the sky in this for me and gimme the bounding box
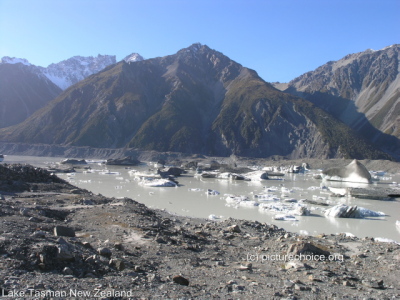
[0,0,399,83]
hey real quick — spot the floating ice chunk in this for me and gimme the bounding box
[254,194,280,201]
[264,186,279,192]
[357,207,385,217]
[281,187,293,193]
[370,170,386,177]
[140,179,177,187]
[208,214,223,220]
[206,189,220,195]
[239,200,259,207]
[243,170,269,181]
[299,230,309,235]
[291,204,310,216]
[328,187,347,196]
[324,204,385,218]
[99,170,121,175]
[189,188,203,192]
[274,214,298,221]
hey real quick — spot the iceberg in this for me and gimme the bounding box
[321,159,372,183]
[324,204,385,218]
[140,179,177,187]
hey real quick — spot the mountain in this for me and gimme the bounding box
[0,61,62,128]
[0,54,122,128]
[40,54,117,89]
[279,45,400,158]
[0,44,390,160]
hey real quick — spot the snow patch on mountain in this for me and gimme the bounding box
[0,56,31,66]
[123,53,144,63]
[41,54,117,89]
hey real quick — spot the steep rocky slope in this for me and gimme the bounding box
[0,63,62,128]
[280,45,400,158]
[0,44,390,160]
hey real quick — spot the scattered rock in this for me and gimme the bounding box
[227,224,241,233]
[54,225,75,237]
[173,275,189,286]
[63,267,74,275]
[287,241,330,258]
[109,258,125,271]
[97,247,112,258]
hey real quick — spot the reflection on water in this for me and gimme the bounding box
[3,155,400,242]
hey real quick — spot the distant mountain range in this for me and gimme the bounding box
[275,44,400,158]
[0,53,144,128]
[0,43,391,160]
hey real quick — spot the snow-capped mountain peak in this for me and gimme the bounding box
[42,54,117,89]
[0,56,31,66]
[123,53,144,63]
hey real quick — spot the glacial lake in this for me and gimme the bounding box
[4,155,400,242]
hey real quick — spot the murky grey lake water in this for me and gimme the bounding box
[4,155,400,242]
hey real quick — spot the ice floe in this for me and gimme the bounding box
[324,204,385,218]
[139,179,177,187]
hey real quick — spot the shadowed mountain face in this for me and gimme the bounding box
[280,45,400,159]
[0,63,62,128]
[0,44,390,160]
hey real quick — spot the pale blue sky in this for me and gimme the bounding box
[0,0,398,82]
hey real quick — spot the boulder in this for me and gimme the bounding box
[109,258,125,271]
[57,244,74,261]
[287,241,330,258]
[227,224,241,233]
[173,275,189,286]
[98,247,112,258]
[54,226,75,237]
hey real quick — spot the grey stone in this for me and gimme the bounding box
[54,226,75,237]
[97,247,112,258]
[227,225,241,233]
[173,275,189,286]
[109,258,125,271]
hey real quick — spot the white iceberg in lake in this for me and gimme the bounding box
[254,194,280,201]
[321,159,372,183]
[140,179,177,187]
[258,202,309,216]
[238,200,259,207]
[208,214,223,220]
[243,170,269,181]
[324,204,385,218]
